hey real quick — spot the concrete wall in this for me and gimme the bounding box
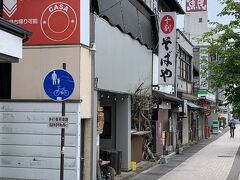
[95,17,152,94]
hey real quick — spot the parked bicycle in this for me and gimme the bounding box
[97,159,116,180]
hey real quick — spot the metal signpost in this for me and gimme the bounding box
[43,63,74,180]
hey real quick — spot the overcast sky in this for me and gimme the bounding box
[177,0,232,29]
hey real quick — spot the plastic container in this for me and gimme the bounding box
[131,161,137,171]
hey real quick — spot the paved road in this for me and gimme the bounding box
[132,124,240,180]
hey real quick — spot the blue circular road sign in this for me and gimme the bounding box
[43,69,75,101]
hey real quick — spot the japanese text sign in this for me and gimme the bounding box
[3,0,80,45]
[199,47,208,89]
[186,0,207,12]
[158,12,176,86]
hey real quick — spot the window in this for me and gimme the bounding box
[179,48,192,81]
[199,18,202,23]
[0,63,11,99]
[142,0,158,12]
[100,106,112,139]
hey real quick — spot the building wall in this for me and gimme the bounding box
[184,12,209,46]
[80,48,92,119]
[12,45,80,100]
[11,45,92,179]
[95,17,152,94]
[176,30,193,94]
[177,30,193,57]
[12,45,91,119]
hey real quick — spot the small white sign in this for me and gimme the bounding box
[48,116,69,128]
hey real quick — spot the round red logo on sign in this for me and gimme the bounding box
[160,15,174,34]
[40,2,77,42]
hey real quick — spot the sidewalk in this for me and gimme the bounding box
[116,126,230,180]
[131,125,239,180]
[157,126,239,180]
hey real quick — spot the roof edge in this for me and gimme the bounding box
[0,18,32,40]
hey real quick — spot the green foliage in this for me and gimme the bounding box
[199,0,240,112]
[218,116,227,125]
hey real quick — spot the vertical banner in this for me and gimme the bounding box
[158,12,176,86]
[199,47,208,89]
[3,0,80,45]
[186,0,207,12]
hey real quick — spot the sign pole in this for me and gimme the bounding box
[60,63,66,180]
[43,64,74,180]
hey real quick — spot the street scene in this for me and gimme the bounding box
[130,124,240,180]
[0,0,240,180]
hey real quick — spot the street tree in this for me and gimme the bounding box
[200,0,240,114]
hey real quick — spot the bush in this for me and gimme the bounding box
[218,116,227,127]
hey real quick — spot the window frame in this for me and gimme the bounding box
[179,48,192,81]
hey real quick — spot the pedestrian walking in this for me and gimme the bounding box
[229,118,236,138]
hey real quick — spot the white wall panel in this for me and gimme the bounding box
[95,17,152,93]
[1,167,77,180]
[0,102,81,180]
[0,30,22,58]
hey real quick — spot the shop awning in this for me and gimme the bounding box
[178,92,198,101]
[153,90,183,104]
[187,101,202,109]
[0,18,31,63]
[164,0,185,14]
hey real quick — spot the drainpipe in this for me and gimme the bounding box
[90,11,97,180]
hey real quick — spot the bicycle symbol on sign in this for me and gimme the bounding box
[53,86,69,96]
[44,69,74,101]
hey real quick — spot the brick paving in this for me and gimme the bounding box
[130,125,240,180]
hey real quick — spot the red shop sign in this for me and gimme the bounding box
[3,0,80,45]
[160,15,174,34]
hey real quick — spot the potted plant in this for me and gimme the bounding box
[176,143,183,154]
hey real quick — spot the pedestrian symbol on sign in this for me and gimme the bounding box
[43,69,74,101]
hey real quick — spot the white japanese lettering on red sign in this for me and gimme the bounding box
[3,0,80,45]
[186,0,207,12]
